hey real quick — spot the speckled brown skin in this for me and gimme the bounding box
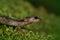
[0,15,41,32]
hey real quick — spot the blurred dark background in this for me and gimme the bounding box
[27,0,60,16]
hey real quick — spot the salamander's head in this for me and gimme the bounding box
[25,16,41,22]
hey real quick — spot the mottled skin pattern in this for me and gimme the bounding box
[0,15,41,32]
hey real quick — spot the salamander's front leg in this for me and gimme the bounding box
[16,26,25,33]
[16,26,22,32]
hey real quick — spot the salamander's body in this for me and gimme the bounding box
[0,16,19,26]
[0,15,41,31]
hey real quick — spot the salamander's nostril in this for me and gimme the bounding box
[34,16,39,19]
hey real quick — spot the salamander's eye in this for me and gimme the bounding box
[34,16,39,19]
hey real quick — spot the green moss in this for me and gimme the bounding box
[0,0,59,40]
